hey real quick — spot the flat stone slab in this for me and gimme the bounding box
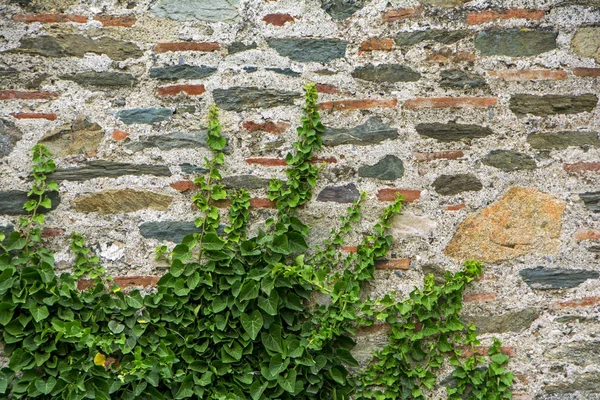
[73,190,172,214]
[527,131,599,150]
[50,161,172,181]
[0,191,60,215]
[415,122,494,142]
[510,94,598,116]
[139,221,201,243]
[482,150,537,171]
[316,183,360,203]
[463,307,540,333]
[267,38,347,63]
[149,65,217,80]
[39,116,103,158]
[358,155,404,180]
[152,0,240,22]
[323,117,398,146]
[0,118,23,158]
[116,108,173,125]
[475,29,557,57]
[580,192,600,213]
[213,87,299,111]
[520,267,599,290]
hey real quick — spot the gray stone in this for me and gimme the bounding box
[589,245,600,253]
[228,42,257,54]
[0,225,14,243]
[50,161,171,182]
[520,267,599,290]
[432,174,483,196]
[152,0,240,22]
[527,131,599,150]
[547,342,600,366]
[180,164,209,175]
[323,117,398,146]
[265,67,301,77]
[25,73,50,89]
[267,38,347,63]
[544,372,600,395]
[580,192,600,213]
[320,0,365,20]
[555,315,596,323]
[572,27,600,62]
[415,122,494,142]
[116,108,173,125]
[0,67,17,77]
[421,0,469,7]
[73,190,172,214]
[317,183,360,203]
[0,118,23,158]
[0,191,60,215]
[39,116,103,158]
[222,175,270,190]
[149,65,217,80]
[463,308,540,333]
[139,221,201,243]
[395,30,470,47]
[243,66,258,73]
[440,70,487,88]
[510,94,598,116]
[358,155,404,180]
[14,34,143,61]
[212,87,299,111]
[128,131,217,152]
[61,72,136,87]
[475,30,558,57]
[482,150,537,172]
[352,64,420,83]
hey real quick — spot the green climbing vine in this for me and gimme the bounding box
[0,83,512,399]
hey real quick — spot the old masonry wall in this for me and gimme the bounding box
[1,0,600,398]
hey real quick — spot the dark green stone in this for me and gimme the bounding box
[139,221,201,243]
[352,64,420,83]
[267,38,347,63]
[520,267,599,290]
[482,150,536,171]
[555,315,595,323]
[544,372,600,395]
[180,163,209,175]
[228,42,257,54]
[317,183,360,203]
[475,29,557,57]
[50,161,171,182]
[116,108,173,124]
[149,65,217,80]
[463,307,540,333]
[589,245,600,253]
[0,67,18,77]
[213,87,299,111]
[510,94,598,116]
[222,175,270,190]
[323,117,398,146]
[527,131,599,150]
[243,66,258,73]
[358,155,404,180]
[0,118,23,158]
[580,192,600,213]
[61,71,136,87]
[395,30,469,46]
[440,69,487,88]
[128,131,225,152]
[14,34,143,61]
[0,191,60,215]
[432,174,482,195]
[265,67,301,77]
[320,0,365,20]
[416,122,494,142]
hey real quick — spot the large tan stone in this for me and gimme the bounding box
[39,116,103,157]
[572,27,600,62]
[73,190,173,214]
[444,187,565,263]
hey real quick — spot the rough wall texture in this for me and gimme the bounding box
[1,0,599,398]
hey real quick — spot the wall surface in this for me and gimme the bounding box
[1,0,600,398]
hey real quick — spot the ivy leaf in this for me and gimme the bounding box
[239,280,259,302]
[240,310,263,341]
[258,292,279,316]
[261,324,283,354]
[269,354,290,376]
[250,380,268,400]
[287,232,308,253]
[108,320,125,334]
[0,371,7,394]
[277,369,297,393]
[336,348,359,368]
[329,367,346,385]
[0,302,15,325]
[30,304,49,322]
[202,233,225,251]
[35,376,57,395]
[268,234,290,255]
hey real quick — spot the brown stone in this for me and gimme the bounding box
[319,99,398,111]
[376,189,421,202]
[39,115,103,157]
[404,97,497,109]
[154,42,220,53]
[157,84,206,96]
[10,112,57,120]
[381,7,422,22]
[359,38,394,53]
[413,150,464,162]
[112,129,129,141]
[12,13,88,23]
[445,187,565,263]
[73,189,173,214]
[95,15,137,27]
[463,292,497,302]
[574,229,600,241]
[242,120,289,134]
[466,9,544,25]
[375,258,411,270]
[262,13,294,26]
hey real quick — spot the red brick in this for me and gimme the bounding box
[381,7,422,23]
[359,38,394,54]
[112,129,130,141]
[463,292,497,302]
[557,297,600,308]
[12,13,88,23]
[154,42,220,53]
[250,198,276,208]
[95,15,137,27]
[10,112,57,120]
[342,246,357,253]
[574,229,600,241]
[460,345,515,357]
[375,258,411,270]
[246,157,337,166]
[488,69,566,81]
[262,13,294,26]
[0,90,58,100]
[573,67,600,77]
[316,84,342,94]
[41,228,66,238]
[413,150,464,162]
[377,189,421,203]
[426,49,476,64]
[466,9,545,25]
[170,180,198,192]
[564,162,600,174]
[78,275,160,290]
[242,120,289,134]
[446,203,466,211]
[319,99,398,111]
[157,84,206,96]
[404,97,497,109]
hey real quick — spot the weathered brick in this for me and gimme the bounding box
[78,276,161,290]
[375,258,411,270]
[170,180,198,192]
[242,120,289,134]
[574,229,600,241]
[315,83,342,94]
[573,67,600,77]
[12,13,88,23]
[10,112,57,120]
[246,157,336,166]
[112,129,130,141]
[95,15,137,27]
[250,198,276,208]
[359,38,394,53]
[381,7,422,22]
[463,292,497,302]
[404,97,497,109]
[154,42,220,53]
[446,203,466,211]
[426,49,476,64]
[342,246,357,253]
[557,297,600,308]
[564,162,600,173]
[376,189,421,202]
[319,99,398,111]
[157,84,206,96]
[0,90,58,100]
[262,13,294,26]
[460,346,515,357]
[466,9,544,25]
[413,150,464,162]
[41,227,66,238]
[488,69,566,80]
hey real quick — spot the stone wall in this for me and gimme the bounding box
[1,0,599,398]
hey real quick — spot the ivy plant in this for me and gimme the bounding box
[0,84,512,399]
